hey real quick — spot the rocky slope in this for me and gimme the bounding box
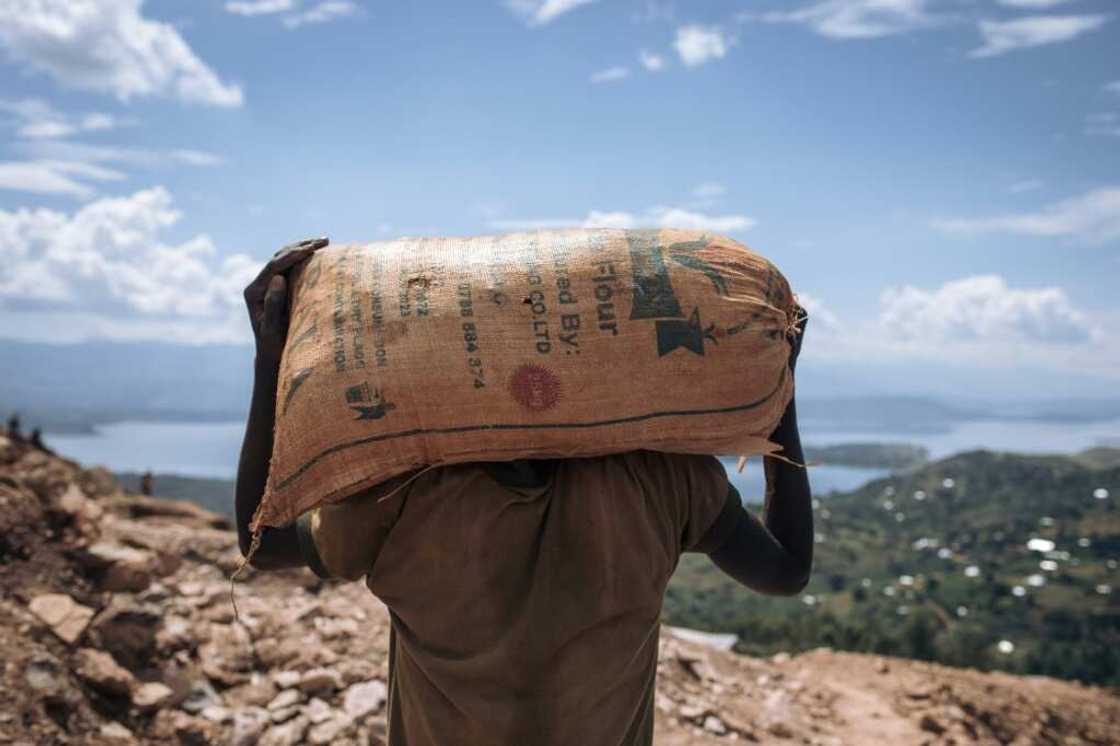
[1,436,1117,745]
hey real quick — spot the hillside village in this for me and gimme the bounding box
[668,450,1120,686]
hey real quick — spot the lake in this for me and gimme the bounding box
[46,417,1120,502]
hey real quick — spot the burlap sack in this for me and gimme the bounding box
[254,228,799,529]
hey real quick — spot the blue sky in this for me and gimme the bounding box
[0,0,1117,398]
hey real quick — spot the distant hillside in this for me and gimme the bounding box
[666,449,1120,686]
[3,339,1120,436]
[797,396,983,434]
[804,442,928,469]
[0,339,251,431]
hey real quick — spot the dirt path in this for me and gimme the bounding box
[811,662,928,745]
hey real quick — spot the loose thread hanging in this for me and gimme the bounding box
[376,463,441,504]
[229,500,267,625]
[765,451,813,469]
[736,451,817,472]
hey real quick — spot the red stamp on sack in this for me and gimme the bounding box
[509,364,561,412]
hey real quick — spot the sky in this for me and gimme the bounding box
[0,0,1117,400]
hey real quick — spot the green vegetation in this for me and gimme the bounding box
[666,449,1120,686]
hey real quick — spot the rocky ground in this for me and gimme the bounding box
[1,435,1118,745]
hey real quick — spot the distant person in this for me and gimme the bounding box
[7,412,21,441]
[140,471,154,497]
[235,239,814,746]
[28,428,45,451]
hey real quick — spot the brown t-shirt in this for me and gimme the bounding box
[297,451,735,746]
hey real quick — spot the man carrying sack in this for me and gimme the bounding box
[235,238,813,746]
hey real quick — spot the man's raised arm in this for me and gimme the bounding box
[705,311,813,596]
[235,238,328,570]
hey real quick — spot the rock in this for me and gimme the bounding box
[73,648,135,697]
[181,678,222,715]
[771,652,791,664]
[308,714,353,744]
[55,483,83,511]
[257,639,302,668]
[268,689,303,711]
[299,667,343,694]
[132,681,174,711]
[81,542,155,592]
[315,616,359,639]
[226,675,278,708]
[767,721,795,739]
[99,721,136,743]
[28,593,95,644]
[232,707,272,746]
[178,580,206,596]
[272,669,303,689]
[679,702,707,720]
[919,714,947,735]
[703,715,728,735]
[199,622,254,686]
[78,466,120,499]
[171,711,220,746]
[337,659,378,686]
[343,679,388,720]
[306,697,333,724]
[271,706,301,723]
[88,599,160,670]
[201,705,233,723]
[24,654,66,695]
[155,614,193,653]
[260,715,311,746]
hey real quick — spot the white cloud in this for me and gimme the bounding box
[793,291,842,334]
[797,278,1114,377]
[489,205,756,233]
[674,25,733,67]
[0,99,128,140]
[169,149,226,167]
[81,113,119,131]
[0,188,256,343]
[226,0,296,15]
[18,140,225,171]
[879,276,1092,346]
[0,161,125,199]
[1009,178,1043,193]
[0,0,243,106]
[1085,112,1120,137]
[749,0,938,40]
[996,0,1077,7]
[932,187,1120,244]
[282,1,359,28]
[590,66,630,83]
[507,0,596,26]
[651,207,754,232]
[639,49,666,71]
[970,15,1108,58]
